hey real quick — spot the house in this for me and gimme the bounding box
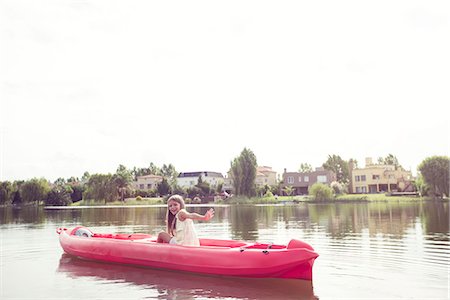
[350,157,414,194]
[176,171,224,189]
[282,167,336,195]
[255,166,277,187]
[133,174,163,191]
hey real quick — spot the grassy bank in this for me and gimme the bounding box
[69,194,441,206]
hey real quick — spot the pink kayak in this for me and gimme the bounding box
[56,226,319,280]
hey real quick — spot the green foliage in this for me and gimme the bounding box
[377,154,403,170]
[0,181,14,205]
[196,175,211,195]
[45,186,72,206]
[70,185,85,202]
[157,178,171,196]
[418,156,449,198]
[330,181,347,195]
[84,173,117,202]
[264,190,274,198]
[230,148,258,197]
[283,185,295,196]
[114,165,133,201]
[309,183,334,201]
[298,163,313,173]
[322,154,350,184]
[19,178,51,204]
[136,195,142,201]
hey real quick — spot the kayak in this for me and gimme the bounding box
[56,226,319,280]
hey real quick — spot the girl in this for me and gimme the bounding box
[157,194,214,246]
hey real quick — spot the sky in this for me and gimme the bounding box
[1,0,449,182]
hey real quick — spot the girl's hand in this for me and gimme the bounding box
[204,208,215,221]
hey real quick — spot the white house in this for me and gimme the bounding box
[177,171,224,189]
[133,174,163,191]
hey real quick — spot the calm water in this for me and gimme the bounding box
[1,201,449,299]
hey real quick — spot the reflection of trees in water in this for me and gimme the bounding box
[1,201,448,242]
[0,206,45,225]
[421,200,449,239]
[306,201,449,239]
[230,205,258,241]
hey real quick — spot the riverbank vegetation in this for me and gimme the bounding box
[0,152,448,207]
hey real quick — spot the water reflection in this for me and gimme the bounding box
[57,254,317,300]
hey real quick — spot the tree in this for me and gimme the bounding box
[157,178,171,196]
[298,163,313,173]
[322,154,350,184]
[378,154,403,170]
[309,183,334,201]
[418,156,449,198]
[45,186,72,206]
[70,185,85,202]
[196,174,211,195]
[0,181,14,205]
[115,165,133,201]
[283,185,295,197]
[230,148,257,197]
[19,178,51,204]
[84,174,116,203]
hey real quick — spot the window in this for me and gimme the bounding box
[317,175,327,183]
[298,177,302,182]
[287,176,294,184]
[139,184,144,189]
[372,175,380,180]
[147,184,152,189]
[355,175,360,182]
[361,175,366,181]
[304,176,309,182]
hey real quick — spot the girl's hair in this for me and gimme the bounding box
[166,195,185,235]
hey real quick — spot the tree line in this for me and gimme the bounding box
[0,149,448,206]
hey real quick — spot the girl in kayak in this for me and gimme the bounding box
[157,194,214,246]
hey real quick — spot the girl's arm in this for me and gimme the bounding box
[178,208,214,221]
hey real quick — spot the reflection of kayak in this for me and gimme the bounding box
[57,254,318,300]
[57,226,319,280]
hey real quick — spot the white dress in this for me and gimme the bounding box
[173,209,200,247]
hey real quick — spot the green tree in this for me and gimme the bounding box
[115,165,133,201]
[19,178,51,204]
[11,180,24,205]
[298,163,313,173]
[309,183,334,201]
[195,174,211,195]
[283,185,295,196]
[157,177,171,196]
[0,181,14,205]
[418,156,449,198]
[70,185,85,202]
[230,148,257,197]
[84,174,116,203]
[161,163,178,189]
[414,174,429,197]
[322,154,350,184]
[45,185,72,206]
[378,154,403,170]
[81,171,90,183]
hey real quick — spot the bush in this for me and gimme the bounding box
[309,183,334,201]
[136,195,142,201]
[45,187,72,206]
[264,190,274,198]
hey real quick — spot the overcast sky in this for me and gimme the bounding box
[1,0,449,182]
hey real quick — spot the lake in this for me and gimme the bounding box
[1,200,449,299]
